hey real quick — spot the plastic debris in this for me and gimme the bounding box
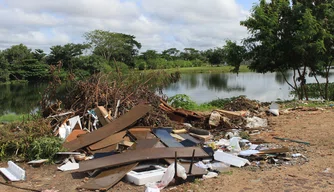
[246,117,268,129]
[269,102,279,116]
[214,150,250,167]
[203,172,218,179]
[0,161,25,181]
[209,111,221,127]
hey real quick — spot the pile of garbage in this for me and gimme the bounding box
[0,73,310,192]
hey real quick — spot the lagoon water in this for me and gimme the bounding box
[1,71,334,115]
[163,71,334,103]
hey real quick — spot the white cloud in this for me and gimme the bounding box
[0,0,253,52]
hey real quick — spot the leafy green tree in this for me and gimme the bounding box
[204,48,225,65]
[33,49,46,62]
[140,50,160,61]
[161,48,180,60]
[2,44,33,64]
[224,40,246,73]
[46,43,89,71]
[0,51,9,82]
[84,30,141,68]
[240,0,330,100]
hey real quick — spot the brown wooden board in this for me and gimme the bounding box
[128,129,156,140]
[77,147,209,172]
[79,163,138,191]
[88,131,126,151]
[95,106,112,126]
[88,144,118,154]
[80,132,160,190]
[129,138,160,150]
[63,104,152,151]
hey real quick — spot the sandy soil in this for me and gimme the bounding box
[0,109,334,192]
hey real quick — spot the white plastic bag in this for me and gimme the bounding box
[229,137,241,153]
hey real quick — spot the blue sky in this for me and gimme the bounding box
[0,0,259,52]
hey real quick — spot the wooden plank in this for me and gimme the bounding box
[258,148,290,154]
[95,106,112,126]
[172,129,188,134]
[129,139,160,150]
[63,104,152,151]
[65,130,88,142]
[152,128,183,147]
[79,134,160,191]
[170,133,185,141]
[128,129,156,140]
[189,133,212,142]
[88,131,126,151]
[77,147,209,172]
[79,163,138,191]
[89,144,118,154]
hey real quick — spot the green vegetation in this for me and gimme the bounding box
[0,117,62,161]
[160,65,249,74]
[168,94,240,111]
[0,113,28,123]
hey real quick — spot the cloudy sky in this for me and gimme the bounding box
[0,0,258,52]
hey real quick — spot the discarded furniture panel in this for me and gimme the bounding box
[95,106,112,126]
[125,165,167,185]
[80,163,138,191]
[63,104,152,151]
[180,139,198,147]
[77,147,210,172]
[152,129,184,147]
[214,151,250,168]
[0,161,25,181]
[88,131,126,151]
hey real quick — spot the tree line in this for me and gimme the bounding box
[0,29,241,83]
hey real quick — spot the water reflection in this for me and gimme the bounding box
[163,71,334,103]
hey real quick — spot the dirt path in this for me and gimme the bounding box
[1,109,334,192]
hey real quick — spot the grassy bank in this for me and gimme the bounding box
[0,113,29,123]
[146,65,250,74]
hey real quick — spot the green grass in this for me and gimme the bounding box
[144,65,250,74]
[277,100,334,109]
[0,113,29,123]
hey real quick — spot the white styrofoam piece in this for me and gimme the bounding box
[0,161,25,181]
[214,150,250,167]
[57,161,79,171]
[125,165,166,185]
[68,116,82,131]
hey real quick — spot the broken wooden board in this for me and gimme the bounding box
[63,104,152,151]
[88,144,118,154]
[189,133,212,142]
[258,148,290,155]
[170,133,185,141]
[215,109,247,119]
[172,129,188,134]
[79,163,138,191]
[129,139,160,150]
[77,147,209,172]
[88,131,126,151]
[65,129,88,143]
[95,106,112,126]
[152,128,184,147]
[80,133,160,191]
[128,129,156,140]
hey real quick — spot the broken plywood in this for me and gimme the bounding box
[88,131,126,151]
[77,147,209,172]
[152,128,183,147]
[79,163,138,191]
[63,104,152,151]
[95,106,112,126]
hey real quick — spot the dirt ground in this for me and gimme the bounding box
[0,108,334,192]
